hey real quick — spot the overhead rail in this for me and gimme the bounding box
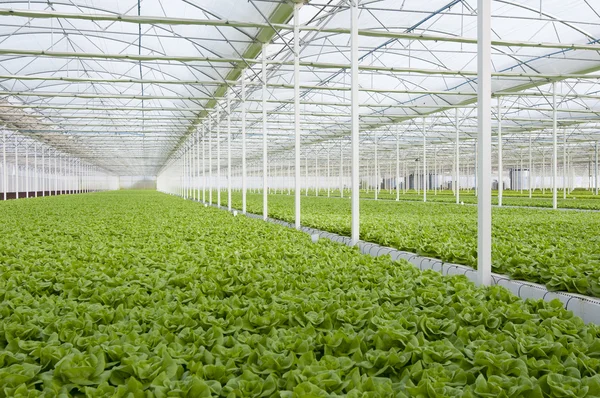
[1,8,599,52]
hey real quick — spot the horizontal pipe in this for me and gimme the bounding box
[1,8,599,52]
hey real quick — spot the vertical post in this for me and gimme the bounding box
[423,118,427,203]
[350,0,360,245]
[217,105,222,207]
[340,140,343,198]
[455,109,460,204]
[34,144,38,196]
[202,127,206,202]
[518,152,523,194]
[196,132,200,201]
[552,83,558,209]
[25,144,29,198]
[241,76,247,213]
[477,0,492,286]
[374,131,378,200]
[227,90,232,211]
[497,100,503,206]
[563,128,567,199]
[2,130,5,201]
[262,43,268,219]
[396,126,400,201]
[208,116,213,204]
[529,135,532,198]
[54,151,57,196]
[595,141,598,196]
[294,2,301,229]
[315,156,319,196]
[15,136,19,198]
[327,149,330,197]
[434,145,437,195]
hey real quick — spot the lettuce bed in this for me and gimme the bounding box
[213,192,600,298]
[1,191,600,397]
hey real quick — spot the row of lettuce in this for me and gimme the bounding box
[1,191,599,396]
[202,192,600,297]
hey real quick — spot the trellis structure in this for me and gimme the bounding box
[0,0,599,285]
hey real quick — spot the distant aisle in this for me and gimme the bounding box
[1,190,599,396]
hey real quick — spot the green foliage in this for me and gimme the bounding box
[1,191,599,396]
[221,192,600,297]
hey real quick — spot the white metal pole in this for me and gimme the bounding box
[54,151,57,196]
[202,127,206,202]
[455,109,460,204]
[315,156,319,197]
[350,0,360,245]
[423,118,427,203]
[196,132,200,200]
[529,135,532,198]
[217,106,221,207]
[294,3,301,229]
[434,145,437,195]
[227,90,232,211]
[327,149,330,197]
[241,77,247,213]
[262,43,268,219]
[552,83,558,209]
[340,140,343,198]
[15,136,19,199]
[563,128,567,199]
[477,0,492,286]
[595,141,598,196]
[208,116,213,204]
[2,130,5,201]
[34,144,39,196]
[25,144,29,198]
[396,126,400,201]
[374,131,378,200]
[497,100,503,206]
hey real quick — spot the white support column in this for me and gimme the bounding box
[54,151,57,196]
[477,0,492,286]
[15,136,19,198]
[497,100,503,206]
[227,90,232,211]
[202,127,206,202]
[315,156,319,197]
[208,116,213,204]
[293,3,302,229]
[396,126,400,201]
[25,143,29,198]
[241,77,247,214]
[340,140,343,198]
[595,141,598,196]
[196,132,200,201]
[434,145,437,195]
[423,118,427,203]
[455,109,460,204]
[552,83,558,209]
[217,105,221,207]
[563,128,567,200]
[350,0,360,245]
[262,43,268,220]
[2,130,5,201]
[192,137,196,200]
[374,131,378,200]
[529,135,532,198]
[327,149,330,197]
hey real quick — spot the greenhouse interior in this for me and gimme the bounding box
[2,0,600,396]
